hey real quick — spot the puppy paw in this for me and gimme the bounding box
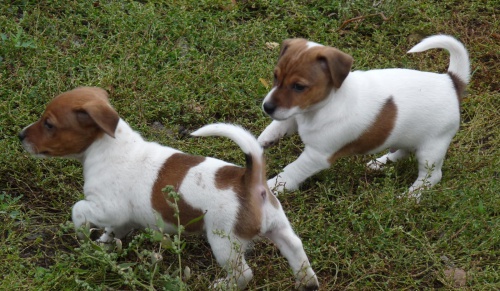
[366,159,385,171]
[210,278,238,290]
[296,274,319,291]
[257,136,278,148]
[267,174,299,194]
[257,129,283,148]
[397,189,422,203]
[297,281,320,291]
[210,278,225,289]
[97,232,114,243]
[267,177,285,194]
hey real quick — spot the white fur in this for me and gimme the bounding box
[306,40,322,49]
[192,123,264,159]
[408,35,470,84]
[73,119,182,239]
[259,35,470,199]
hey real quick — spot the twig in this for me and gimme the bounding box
[338,13,388,31]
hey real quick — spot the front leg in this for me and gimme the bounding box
[98,226,133,243]
[268,146,330,193]
[257,118,297,148]
[72,200,101,240]
[72,200,131,242]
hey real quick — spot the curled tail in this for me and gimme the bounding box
[408,35,470,88]
[191,123,266,186]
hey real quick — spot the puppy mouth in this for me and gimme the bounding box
[268,114,288,121]
[31,149,51,158]
[264,106,299,121]
[262,102,289,121]
[22,142,49,157]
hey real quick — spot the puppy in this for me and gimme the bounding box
[258,35,470,199]
[19,87,319,290]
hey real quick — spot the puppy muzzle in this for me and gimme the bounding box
[263,102,277,115]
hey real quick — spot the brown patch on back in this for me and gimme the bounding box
[270,39,353,110]
[448,72,467,102]
[215,155,265,240]
[151,153,206,232]
[20,87,119,156]
[329,97,398,164]
[245,153,279,209]
[258,156,280,209]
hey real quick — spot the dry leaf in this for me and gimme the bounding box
[259,78,270,89]
[188,103,203,113]
[444,267,467,287]
[265,42,279,50]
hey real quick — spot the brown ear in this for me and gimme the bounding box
[318,47,353,88]
[278,38,294,60]
[77,98,119,138]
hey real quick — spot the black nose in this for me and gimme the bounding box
[263,102,277,115]
[18,131,26,141]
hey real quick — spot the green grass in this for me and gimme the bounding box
[1,0,498,289]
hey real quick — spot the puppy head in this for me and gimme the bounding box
[19,87,119,158]
[262,38,353,120]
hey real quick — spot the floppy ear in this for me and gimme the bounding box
[77,102,119,138]
[317,47,353,88]
[75,89,119,138]
[278,39,294,60]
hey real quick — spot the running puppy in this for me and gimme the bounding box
[258,35,470,199]
[19,87,319,290]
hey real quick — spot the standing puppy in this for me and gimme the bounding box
[19,87,319,290]
[258,35,470,199]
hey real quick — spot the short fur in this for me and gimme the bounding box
[258,35,470,199]
[19,87,318,290]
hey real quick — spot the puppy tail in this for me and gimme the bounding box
[191,123,266,185]
[408,34,470,86]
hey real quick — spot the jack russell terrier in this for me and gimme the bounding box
[258,35,470,199]
[19,87,319,290]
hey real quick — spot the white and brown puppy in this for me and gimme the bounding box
[19,87,319,290]
[258,35,470,199]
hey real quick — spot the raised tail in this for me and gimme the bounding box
[408,35,470,86]
[191,123,266,186]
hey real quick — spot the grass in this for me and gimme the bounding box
[1,0,498,289]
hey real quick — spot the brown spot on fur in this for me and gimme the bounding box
[329,97,398,164]
[151,153,206,232]
[270,39,353,110]
[448,72,467,102]
[246,153,279,209]
[20,87,119,156]
[215,155,269,239]
[216,165,263,240]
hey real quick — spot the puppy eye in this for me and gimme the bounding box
[292,83,307,92]
[44,119,54,130]
[273,73,278,83]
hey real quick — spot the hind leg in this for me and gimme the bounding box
[367,149,410,170]
[207,230,253,290]
[407,140,451,199]
[264,209,319,290]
